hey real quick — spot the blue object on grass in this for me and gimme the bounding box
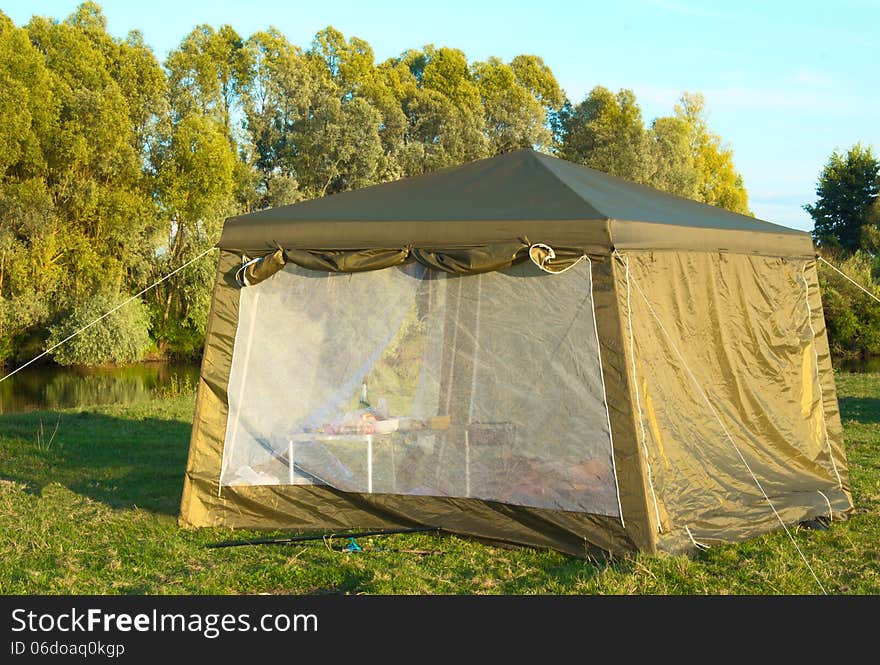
[343,538,362,552]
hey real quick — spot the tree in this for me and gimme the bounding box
[375,46,488,177]
[643,115,698,198]
[26,6,162,298]
[0,13,60,362]
[1,3,163,366]
[674,92,750,215]
[154,24,246,356]
[47,291,152,366]
[240,27,384,202]
[165,23,252,136]
[294,32,384,197]
[240,28,310,208]
[510,55,563,114]
[472,56,560,153]
[805,143,880,252]
[817,251,880,359]
[150,112,237,356]
[557,86,648,183]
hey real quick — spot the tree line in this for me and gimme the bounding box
[806,143,880,362]
[3,2,754,367]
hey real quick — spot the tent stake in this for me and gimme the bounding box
[206,526,442,549]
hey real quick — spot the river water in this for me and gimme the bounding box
[0,363,201,414]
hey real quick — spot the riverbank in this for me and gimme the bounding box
[0,374,877,594]
[0,362,200,415]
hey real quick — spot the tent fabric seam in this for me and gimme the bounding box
[621,254,663,533]
[585,256,626,528]
[801,261,843,489]
[532,150,802,234]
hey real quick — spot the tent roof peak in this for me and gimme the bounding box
[219,148,812,256]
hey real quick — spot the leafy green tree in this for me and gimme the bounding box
[0,13,61,362]
[47,291,152,366]
[165,23,252,136]
[310,26,375,98]
[240,28,307,208]
[818,251,880,359]
[241,27,384,202]
[557,86,648,182]
[151,23,250,357]
[805,143,880,252]
[0,182,61,363]
[510,55,563,114]
[150,112,236,356]
[294,33,384,197]
[393,46,488,174]
[1,3,163,365]
[472,56,559,153]
[420,45,481,111]
[674,92,750,214]
[643,115,698,198]
[27,5,162,299]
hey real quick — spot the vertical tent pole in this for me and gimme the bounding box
[367,434,373,493]
[390,436,396,492]
[464,430,471,497]
[437,278,464,489]
[465,273,483,497]
[288,440,295,485]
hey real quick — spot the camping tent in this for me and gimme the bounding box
[179,148,853,557]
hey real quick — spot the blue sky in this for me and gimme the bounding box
[5,0,879,231]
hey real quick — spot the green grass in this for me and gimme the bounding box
[0,373,878,595]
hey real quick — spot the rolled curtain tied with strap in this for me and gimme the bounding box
[235,248,287,287]
[234,242,600,284]
[528,243,592,274]
[285,247,411,273]
[234,248,411,286]
[287,243,531,275]
[411,241,531,274]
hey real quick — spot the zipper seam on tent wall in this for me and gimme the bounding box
[218,290,261,495]
[622,255,663,533]
[585,256,626,528]
[801,261,843,490]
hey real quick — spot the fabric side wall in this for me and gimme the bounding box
[617,251,853,554]
[803,260,852,505]
[179,249,241,526]
[592,259,657,553]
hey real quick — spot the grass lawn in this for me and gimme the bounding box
[0,373,877,595]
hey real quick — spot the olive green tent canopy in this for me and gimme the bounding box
[219,148,813,259]
[180,149,851,558]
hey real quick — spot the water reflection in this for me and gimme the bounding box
[837,356,880,374]
[0,363,201,414]
[0,355,876,415]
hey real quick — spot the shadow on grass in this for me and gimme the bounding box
[0,409,192,515]
[493,550,639,593]
[838,397,880,425]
